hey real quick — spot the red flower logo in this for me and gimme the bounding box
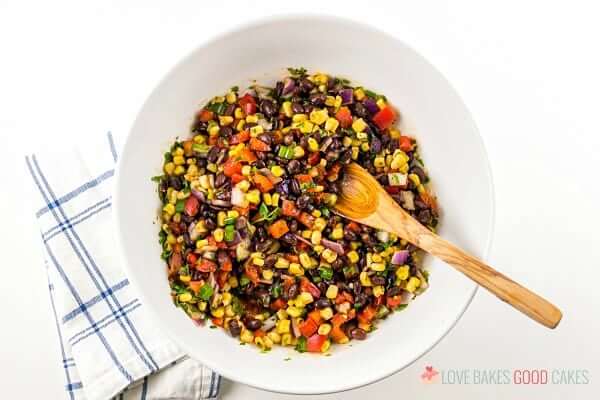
[421,365,439,383]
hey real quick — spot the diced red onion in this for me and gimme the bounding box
[259,168,283,185]
[257,118,272,131]
[400,290,413,305]
[291,318,301,337]
[321,238,345,255]
[188,222,200,241]
[320,137,333,152]
[294,234,313,247]
[260,315,277,332]
[208,271,217,289]
[211,199,232,208]
[376,230,389,243]
[282,77,296,96]
[339,88,354,105]
[362,97,379,114]
[191,188,206,202]
[400,191,415,210]
[231,186,245,206]
[391,250,409,265]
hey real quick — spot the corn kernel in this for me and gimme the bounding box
[318,323,332,336]
[276,309,288,320]
[351,146,359,159]
[408,173,421,186]
[226,92,237,104]
[313,245,324,254]
[245,189,261,205]
[249,125,263,137]
[307,137,319,152]
[325,285,338,299]
[389,128,401,139]
[234,107,244,119]
[211,306,225,318]
[267,331,281,344]
[324,117,339,132]
[360,271,373,287]
[228,276,238,288]
[241,165,251,176]
[286,306,302,318]
[313,217,327,231]
[292,114,307,123]
[208,124,220,136]
[193,134,206,144]
[163,203,175,215]
[360,142,370,152]
[337,302,351,314]
[220,292,232,307]
[405,277,421,293]
[270,165,285,177]
[322,249,338,263]
[281,101,293,117]
[240,329,254,343]
[275,257,290,269]
[351,118,367,133]
[344,251,358,265]
[217,211,227,226]
[164,162,175,175]
[219,116,233,126]
[299,292,314,305]
[173,147,184,156]
[373,285,385,297]
[197,301,207,311]
[325,96,336,106]
[236,180,250,192]
[262,269,273,281]
[314,73,328,84]
[309,109,329,126]
[281,333,293,346]
[320,307,334,320]
[354,88,365,101]
[246,114,258,123]
[213,228,224,242]
[311,209,322,218]
[224,305,235,317]
[299,253,312,268]
[178,292,192,302]
[373,157,385,168]
[330,227,343,240]
[173,155,186,166]
[253,257,264,266]
[376,98,386,109]
[311,230,322,245]
[179,275,191,283]
[334,95,342,109]
[289,263,304,276]
[271,193,280,207]
[396,265,410,281]
[235,119,246,131]
[298,121,314,134]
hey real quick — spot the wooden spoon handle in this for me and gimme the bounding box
[414,231,562,329]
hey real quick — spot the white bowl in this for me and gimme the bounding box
[114,14,494,395]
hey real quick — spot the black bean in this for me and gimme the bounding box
[354,292,369,308]
[281,232,297,246]
[377,174,389,186]
[331,259,344,270]
[246,319,262,331]
[219,126,233,138]
[283,133,295,146]
[315,299,330,309]
[371,136,382,154]
[274,81,284,98]
[339,148,352,164]
[183,233,194,247]
[296,194,311,210]
[417,209,432,225]
[287,283,299,299]
[264,254,278,268]
[255,226,267,242]
[387,286,403,297]
[288,219,298,233]
[317,282,328,294]
[371,275,386,286]
[228,319,241,337]
[260,99,277,117]
[192,120,208,133]
[224,104,236,117]
[299,78,315,93]
[214,172,227,188]
[235,216,247,230]
[350,327,367,340]
[291,102,304,114]
[276,180,290,196]
[286,159,302,174]
[168,176,183,190]
[204,218,216,231]
[352,102,368,118]
[411,166,427,183]
[309,93,327,106]
[258,133,272,145]
[290,179,301,195]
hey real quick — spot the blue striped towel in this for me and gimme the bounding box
[25,132,221,400]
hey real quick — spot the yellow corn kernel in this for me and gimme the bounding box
[405,277,421,293]
[313,217,327,232]
[298,121,314,134]
[281,101,293,117]
[217,211,227,226]
[276,309,288,321]
[221,292,232,307]
[396,265,410,281]
[235,119,246,131]
[236,179,250,192]
[351,146,359,160]
[360,271,373,287]
[373,285,385,297]
[262,269,273,281]
[267,331,281,344]
[298,292,314,305]
[417,184,426,194]
[325,95,336,106]
[234,107,244,119]
[224,305,235,317]
[360,142,370,152]
[252,257,265,267]
[389,128,401,139]
[164,162,175,175]
[249,125,263,137]
[318,323,332,336]
[245,189,261,205]
[178,292,192,302]
[228,276,239,288]
[309,109,329,126]
[270,165,285,177]
[271,193,280,207]
[373,253,385,263]
[320,307,334,320]
[314,73,328,84]
[292,114,307,123]
[173,155,186,166]
[311,230,322,245]
[197,301,207,311]
[354,88,365,101]
[376,98,386,109]
[173,147,184,156]
[324,117,339,132]
[351,118,367,133]
[299,253,312,268]
[330,227,343,240]
[250,251,264,259]
[311,209,321,218]
[313,245,324,255]
[276,319,291,334]
[208,124,220,136]
[275,257,290,269]
[281,333,293,346]
[289,263,304,276]
[301,230,312,239]
[246,114,259,123]
[211,306,225,318]
[343,252,358,265]
[307,137,319,152]
[334,95,342,109]
[341,136,352,148]
[193,134,206,144]
[318,84,326,93]
[325,285,338,299]
[322,249,338,263]
[219,116,233,126]
[240,329,254,343]
[373,157,385,168]
[241,165,251,176]
[195,239,208,250]
[286,306,302,318]
[179,275,191,283]
[212,228,224,243]
[163,203,175,216]
[408,173,421,186]
[320,339,331,353]
[226,91,237,104]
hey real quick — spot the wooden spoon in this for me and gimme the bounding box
[335,163,562,329]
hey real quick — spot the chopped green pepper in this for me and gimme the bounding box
[295,336,307,353]
[198,284,213,301]
[175,199,185,213]
[224,224,235,242]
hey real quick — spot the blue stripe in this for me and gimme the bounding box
[44,202,111,243]
[62,278,129,323]
[140,376,148,400]
[66,382,82,391]
[45,271,75,400]
[32,155,159,372]
[214,374,222,397]
[43,197,111,238]
[69,299,140,346]
[35,169,114,217]
[26,156,133,382]
[108,131,118,162]
[209,371,216,398]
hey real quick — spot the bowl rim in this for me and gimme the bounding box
[113,12,496,394]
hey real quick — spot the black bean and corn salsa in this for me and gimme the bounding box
[154,68,439,354]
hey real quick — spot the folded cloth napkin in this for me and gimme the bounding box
[25,132,221,400]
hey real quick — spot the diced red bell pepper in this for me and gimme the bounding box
[244,263,260,284]
[327,163,342,181]
[240,148,257,163]
[346,221,361,233]
[216,270,229,288]
[188,280,203,294]
[299,317,319,337]
[295,174,313,184]
[211,317,224,327]
[223,159,242,177]
[184,195,200,217]
[253,174,274,193]
[268,219,289,239]
[231,173,245,184]
[307,309,323,324]
[186,252,198,265]
[197,109,214,122]
[270,298,286,311]
[372,105,396,130]
[307,152,320,165]
[238,94,257,115]
[281,199,300,217]
[306,334,328,352]
[399,135,413,152]
[297,212,315,228]
[182,140,194,156]
[386,294,403,309]
[335,291,354,304]
[196,258,217,273]
[385,186,402,194]
[230,130,250,144]
[300,277,321,298]
[335,106,353,128]
[357,305,377,325]
[249,137,271,152]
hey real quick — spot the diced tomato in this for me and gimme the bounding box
[186,252,198,265]
[244,263,260,284]
[307,152,321,165]
[372,105,397,130]
[233,206,249,216]
[386,294,403,309]
[188,280,203,294]
[249,137,271,152]
[219,257,232,272]
[196,259,217,273]
[297,212,315,228]
[346,221,361,233]
[184,195,200,217]
[281,199,300,217]
[327,163,342,181]
[231,173,245,184]
[230,130,250,144]
[295,241,309,251]
[182,140,194,156]
[211,317,224,327]
[306,334,328,352]
[335,106,353,128]
[285,254,299,263]
[419,191,438,212]
[207,236,227,249]
[216,270,229,288]
[268,219,289,239]
[238,94,257,115]
[197,109,214,122]
[300,278,321,298]
[330,326,348,343]
[270,298,286,311]
[295,174,313,184]
[357,305,377,325]
[335,291,354,304]
[307,309,322,325]
[208,135,218,145]
[253,329,266,338]
[299,317,319,337]
[223,159,242,177]
[373,295,385,307]
[385,186,401,194]
[253,173,274,192]
[399,135,413,152]
[240,148,257,163]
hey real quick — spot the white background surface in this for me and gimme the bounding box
[1,1,598,399]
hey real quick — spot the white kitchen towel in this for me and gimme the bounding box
[25,132,221,400]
